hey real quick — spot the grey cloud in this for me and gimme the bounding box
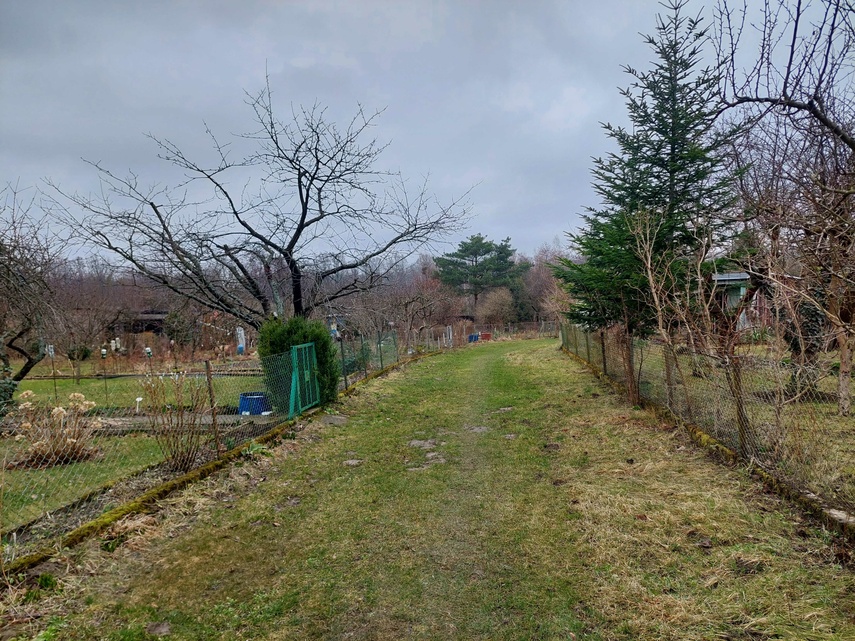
[1,0,706,255]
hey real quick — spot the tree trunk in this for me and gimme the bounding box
[285,255,305,318]
[724,356,751,457]
[686,328,707,378]
[600,329,608,376]
[786,347,820,399]
[618,327,640,406]
[663,340,676,411]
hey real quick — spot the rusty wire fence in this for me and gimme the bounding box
[561,323,855,519]
[1,345,319,564]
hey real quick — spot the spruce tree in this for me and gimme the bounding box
[555,0,736,402]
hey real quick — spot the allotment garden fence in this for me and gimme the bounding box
[1,322,560,565]
[1,344,321,564]
[561,323,855,528]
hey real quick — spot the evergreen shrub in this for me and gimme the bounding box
[258,316,340,407]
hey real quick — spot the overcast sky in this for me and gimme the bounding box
[1,1,708,257]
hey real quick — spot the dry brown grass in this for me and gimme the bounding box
[531,346,855,639]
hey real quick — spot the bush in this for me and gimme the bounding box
[344,342,371,376]
[67,344,92,361]
[141,373,209,473]
[258,316,340,406]
[7,391,100,468]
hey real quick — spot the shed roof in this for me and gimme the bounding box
[712,272,749,283]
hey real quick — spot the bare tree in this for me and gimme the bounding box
[50,82,469,328]
[52,257,131,363]
[476,287,515,326]
[716,0,855,414]
[0,185,62,412]
[733,113,855,413]
[716,0,855,152]
[519,241,571,322]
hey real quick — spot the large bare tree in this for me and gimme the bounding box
[733,113,855,414]
[51,83,469,328]
[717,1,855,414]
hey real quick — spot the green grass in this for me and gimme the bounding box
[1,435,165,531]
[10,340,855,640]
[16,375,265,412]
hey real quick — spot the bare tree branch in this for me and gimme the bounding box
[48,80,470,327]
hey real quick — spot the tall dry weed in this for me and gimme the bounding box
[142,374,210,473]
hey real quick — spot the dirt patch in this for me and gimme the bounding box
[406,454,446,471]
[408,439,437,449]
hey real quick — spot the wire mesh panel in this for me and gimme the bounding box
[2,343,322,564]
[561,322,855,520]
[335,331,404,389]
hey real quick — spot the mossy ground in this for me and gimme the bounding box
[4,339,855,640]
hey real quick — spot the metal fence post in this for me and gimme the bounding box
[204,360,221,457]
[289,345,300,419]
[361,335,368,377]
[585,330,592,363]
[378,331,384,370]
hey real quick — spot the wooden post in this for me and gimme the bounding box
[204,360,221,458]
[600,330,608,376]
[341,341,349,389]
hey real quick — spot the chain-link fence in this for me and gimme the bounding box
[1,344,320,563]
[337,331,403,389]
[561,323,855,520]
[333,323,559,388]
[473,320,559,340]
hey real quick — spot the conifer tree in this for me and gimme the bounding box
[435,234,523,312]
[555,0,736,402]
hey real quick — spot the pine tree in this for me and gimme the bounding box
[435,235,524,312]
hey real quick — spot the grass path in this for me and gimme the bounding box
[11,340,855,640]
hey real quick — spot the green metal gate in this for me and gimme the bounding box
[289,342,320,418]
